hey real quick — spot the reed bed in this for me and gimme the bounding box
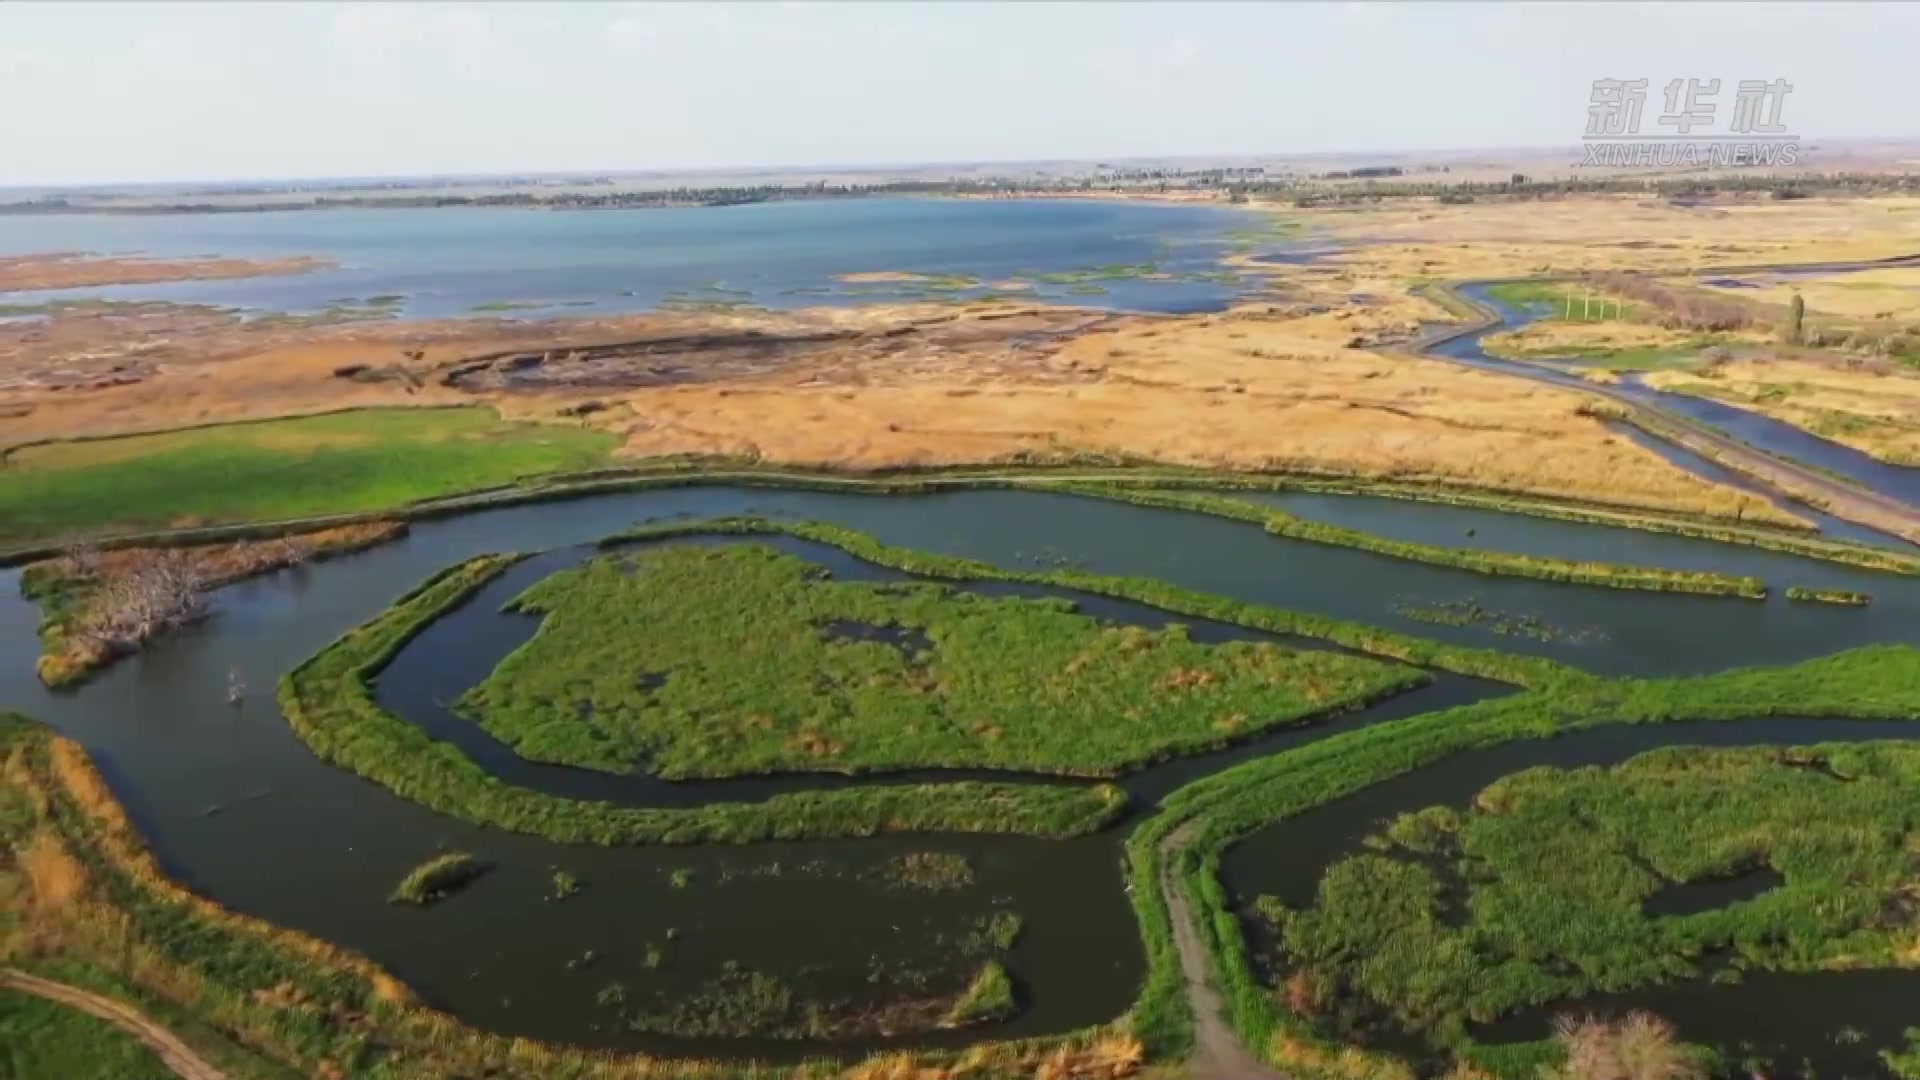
[1269,742,1920,1047]
[276,556,1128,844]
[1120,643,1920,1076]
[602,517,1585,689]
[389,852,486,906]
[460,542,1422,777]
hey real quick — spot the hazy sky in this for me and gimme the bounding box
[4,1,1915,186]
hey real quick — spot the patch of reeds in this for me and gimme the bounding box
[460,542,1424,777]
[389,852,486,906]
[1785,585,1872,605]
[943,961,1016,1027]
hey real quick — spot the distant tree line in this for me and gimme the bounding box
[6,167,1920,216]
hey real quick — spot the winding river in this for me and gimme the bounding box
[1426,283,1920,548]
[7,485,1920,1069]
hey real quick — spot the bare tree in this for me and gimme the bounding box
[62,541,104,579]
[73,550,209,653]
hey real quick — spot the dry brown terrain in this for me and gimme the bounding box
[1645,357,1920,465]
[15,193,1920,528]
[1289,194,1920,281]
[0,252,331,292]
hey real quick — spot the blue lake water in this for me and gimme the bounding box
[0,199,1270,318]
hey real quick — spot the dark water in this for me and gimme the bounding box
[1220,720,1920,1077]
[0,199,1273,318]
[1237,489,1912,591]
[1641,866,1784,917]
[3,487,1918,1062]
[1441,284,1920,517]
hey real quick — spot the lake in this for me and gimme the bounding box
[0,198,1270,318]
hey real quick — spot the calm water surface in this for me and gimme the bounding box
[0,199,1269,317]
[3,488,1918,1065]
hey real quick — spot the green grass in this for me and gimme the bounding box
[1485,281,1643,323]
[1265,742,1920,1048]
[459,542,1424,777]
[944,960,1017,1027]
[603,517,1585,689]
[1488,340,1707,371]
[0,989,170,1080]
[276,554,1129,843]
[0,407,617,548]
[1122,643,1920,1075]
[389,851,486,906]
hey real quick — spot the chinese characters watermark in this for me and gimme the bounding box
[1582,78,1799,168]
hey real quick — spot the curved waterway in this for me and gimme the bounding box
[2,485,1918,1061]
[1434,284,1920,539]
[1220,719,1920,1077]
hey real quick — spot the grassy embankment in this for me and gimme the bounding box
[0,406,618,551]
[276,555,1128,844]
[460,542,1424,777]
[22,521,407,688]
[1046,485,1771,598]
[0,988,177,1080]
[0,712,1146,1080]
[1267,742,1920,1055]
[1125,643,1920,1078]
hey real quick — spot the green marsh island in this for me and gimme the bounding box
[459,542,1422,777]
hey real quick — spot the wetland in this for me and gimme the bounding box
[7,481,1920,1077]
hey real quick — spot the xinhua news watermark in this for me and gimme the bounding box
[1582,78,1799,168]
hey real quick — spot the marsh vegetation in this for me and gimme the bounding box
[1260,743,1920,1049]
[461,542,1421,777]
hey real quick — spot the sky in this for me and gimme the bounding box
[3,1,1917,187]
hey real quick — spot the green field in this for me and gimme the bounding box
[1485,281,1645,324]
[460,542,1423,777]
[1487,340,1706,371]
[1262,742,1920,1048]
[0,407,617,549]
[0,990,167,1080]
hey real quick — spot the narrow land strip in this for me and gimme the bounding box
[1417,280,1920,546]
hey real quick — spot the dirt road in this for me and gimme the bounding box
[1418,279,1920,546]
[2,969,231,1080]
[1159,825,1290,1080]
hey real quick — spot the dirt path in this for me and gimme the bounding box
[1159,824,1290,1080]
[2,969,231,1080]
